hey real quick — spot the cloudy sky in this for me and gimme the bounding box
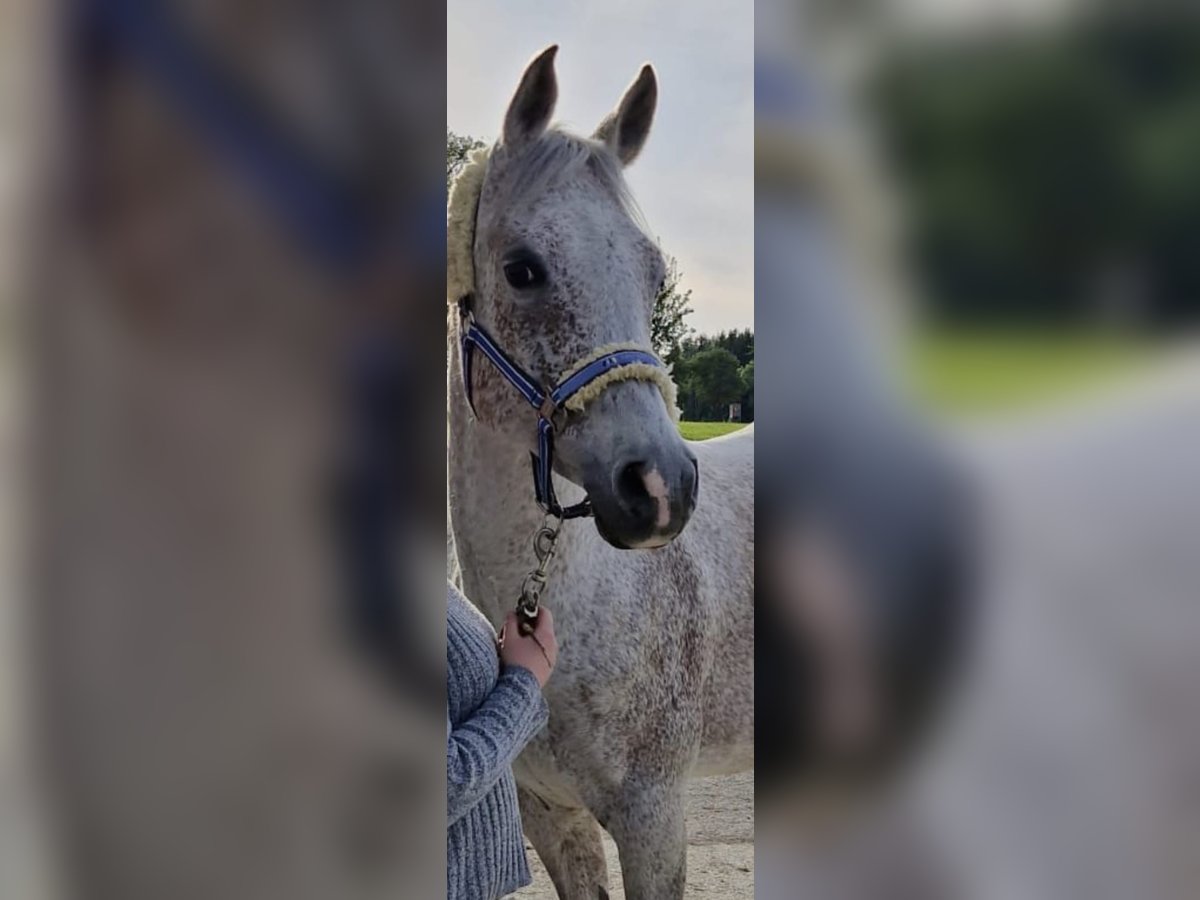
[448,0,754,334]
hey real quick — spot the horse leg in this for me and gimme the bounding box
[606,779,687,900]
[518,786,610,899]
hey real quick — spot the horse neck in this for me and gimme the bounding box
[447,341,567,622]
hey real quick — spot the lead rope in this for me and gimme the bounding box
[495,513,561,670]
[517,513,562,639]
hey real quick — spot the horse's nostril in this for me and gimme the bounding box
[689,458,700,504]
[617,461,651,506]
[613,460,678,532]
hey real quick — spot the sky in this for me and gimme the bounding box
[448,0,754,334]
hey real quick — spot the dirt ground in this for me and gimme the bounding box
[515,772,754,898]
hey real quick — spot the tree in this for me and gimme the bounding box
[677,328,753,367]
[670,327,755,420]
[652,254,694,360]
[682,348,744,420]
[447,131,485,188]
[738,360,754,421]
[871,18,1200,327]
[724,329,755,367]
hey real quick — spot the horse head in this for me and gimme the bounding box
[460,46,699,549]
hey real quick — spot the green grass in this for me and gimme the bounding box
[910,328,1154,416]
[679,421,747,441]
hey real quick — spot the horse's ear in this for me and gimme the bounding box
[594,64,657,166]
[502,45,558,150]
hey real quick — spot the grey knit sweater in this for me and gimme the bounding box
[447,583,549,899]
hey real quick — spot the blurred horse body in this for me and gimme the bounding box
[31,4,445,898]
[755,46,975,797]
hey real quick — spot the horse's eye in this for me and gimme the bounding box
[504,259,546,290]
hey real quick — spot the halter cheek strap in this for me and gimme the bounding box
[457,297,674,519]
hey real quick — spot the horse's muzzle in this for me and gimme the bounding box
[591,444,699,549]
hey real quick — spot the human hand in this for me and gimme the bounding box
[499,607,558,687]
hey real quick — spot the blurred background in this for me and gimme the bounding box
[3,2,448,898]
[876,3,1200,416]
[757,2,1200,899]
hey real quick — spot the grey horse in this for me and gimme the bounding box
[448,47,754,899]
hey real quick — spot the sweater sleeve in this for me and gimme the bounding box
[447,665,549,827]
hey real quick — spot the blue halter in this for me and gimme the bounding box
[457,296,666,520]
